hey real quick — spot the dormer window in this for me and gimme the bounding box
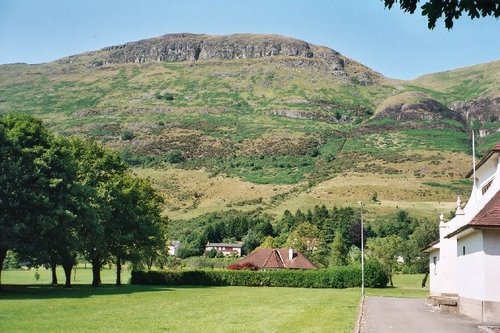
[482,178,494,195]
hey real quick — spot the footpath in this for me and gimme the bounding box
[360,296,485,333]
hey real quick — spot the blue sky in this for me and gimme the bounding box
[0,0,498,79]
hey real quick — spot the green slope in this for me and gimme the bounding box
[0,33,498,219]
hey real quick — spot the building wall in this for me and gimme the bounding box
[457,231,485,300]
[483,229,500,302]
[428,248,440,295]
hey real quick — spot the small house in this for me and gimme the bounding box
[205,242,242,257]
[235,248,316,270]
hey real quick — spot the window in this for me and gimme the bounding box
[462,246,466,255]
[482,178,494,195]
[433,256,437,275]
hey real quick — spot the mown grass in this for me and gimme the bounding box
[366,273,429,299]
[0,284,360,333]
[0,270,427,333]
[2,267,126,286]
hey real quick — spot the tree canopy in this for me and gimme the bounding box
[0,114,167,288]
[383,0,500,29]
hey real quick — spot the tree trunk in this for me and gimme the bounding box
[0,247,7,288]
[91,257,101,287]
[389,274,394,287]
[116,257,122,286]
[146,257,153,271]
[421,272,429,288]
[51,264,58,285]
[62,262,73,288]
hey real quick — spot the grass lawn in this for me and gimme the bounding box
[1,267,129,285]
[366,274,429,299]
[0,270,427,332]
[0,284,359,333]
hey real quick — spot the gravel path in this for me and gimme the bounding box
[360,296,483,333]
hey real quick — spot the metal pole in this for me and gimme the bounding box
[358,201,365,297]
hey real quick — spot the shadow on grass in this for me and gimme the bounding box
[0,284,180,300]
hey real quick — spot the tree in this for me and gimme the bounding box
[285,222,323,262]
[259,236,278,249]
[383,0,500,29]
[329,231,348,267]
[366,235,404,287]
[374,210,415,240]
[0,115,79,288]
[405,217,439,286]
[71,138,128,286]
[104,174,166,286]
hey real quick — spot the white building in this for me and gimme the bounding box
[425,143,500,322]
[205,242,242,257]
[168,240,181,256]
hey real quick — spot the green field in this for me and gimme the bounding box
[0,270,428,332]
[0,285,359,332]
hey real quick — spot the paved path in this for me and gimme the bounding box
[360,296,483,333]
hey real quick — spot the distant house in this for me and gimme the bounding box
[424,143,500,322]
[168,241,180,256]
[205,242,242,257]
[235,248,316,270]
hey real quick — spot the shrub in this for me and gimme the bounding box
[227,262,258,271]
[166,150,184,164]
[121,130,135,141]
[131,264,388,288]
[364,259,389,288]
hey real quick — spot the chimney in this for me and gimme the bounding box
[288,248,294,260]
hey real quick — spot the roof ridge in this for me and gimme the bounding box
[262,249,274,268]
[276,249,286,268]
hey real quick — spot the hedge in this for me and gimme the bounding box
[131,261,388,288]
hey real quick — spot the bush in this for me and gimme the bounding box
[131,264,388,288]
[364,259,389,288]
[121,130,135,141]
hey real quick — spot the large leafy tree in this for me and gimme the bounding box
[105,174,167,286]
[383,0,500,29]
[0,115,78,287]
[366,235,404,287]
[404,217,439,286]
[70,138,127,286]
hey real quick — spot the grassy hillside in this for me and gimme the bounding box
[0,34,497,221]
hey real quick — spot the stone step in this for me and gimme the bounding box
[427,295,459,307]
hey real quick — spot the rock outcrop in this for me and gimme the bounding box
[375,92,466,129]
[451,97,500,137]
[89,33,345,73]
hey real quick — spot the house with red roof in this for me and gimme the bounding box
[234,248,316,270]
[205,242,242,257]
[425,143,500,322]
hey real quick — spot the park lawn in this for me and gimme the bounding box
[366,274,429,299]
[0,284,359,333]
[1,267,130,285]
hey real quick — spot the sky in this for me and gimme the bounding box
[0,0,498,80]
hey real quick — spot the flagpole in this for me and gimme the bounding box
[472,128,477,203]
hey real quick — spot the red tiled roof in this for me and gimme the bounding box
[468,189,500,227]
[446,189,500,238]
[236,248,316,269]
[466,142,500,178]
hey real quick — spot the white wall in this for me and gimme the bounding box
[483,229,500,302]
[428,248,440,294]
[457,231,485,300]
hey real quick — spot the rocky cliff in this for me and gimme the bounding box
[85,33,346,72]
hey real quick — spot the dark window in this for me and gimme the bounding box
[463,246,466,255]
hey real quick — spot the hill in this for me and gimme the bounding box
[0,33,498,221]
